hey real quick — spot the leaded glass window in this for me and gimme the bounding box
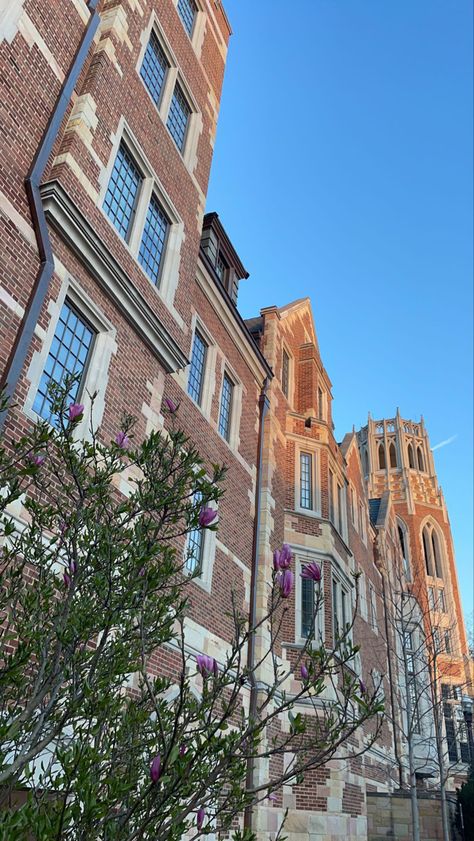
[167,84,190,152]
[138,194,169,285]
[300,453,312,510]
[301,576,314,638]
[177,0,197,36]
[186,493,204,574]
[32,301,95,423]
[187,331,207,404]
[103,144,142,240]
[140,32,168,106]
[218,374,233,441]
[215,252,227,283]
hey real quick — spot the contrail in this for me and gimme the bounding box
[432,435,457,451]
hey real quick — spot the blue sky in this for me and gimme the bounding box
[206,1,473,622]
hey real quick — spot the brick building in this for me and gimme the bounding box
[0,1,472,839]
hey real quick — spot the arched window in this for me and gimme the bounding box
[423,528,433,575]
[389,442,397,468]
[378,443,386,469]
[431,530,442,578]
[408,443,415,469]
[397,519,410,579]
[363,447,369,475]
[417,446,424,471]
[422,522,443,579]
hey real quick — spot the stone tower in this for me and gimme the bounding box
[357,412,472,743]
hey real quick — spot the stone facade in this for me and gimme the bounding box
[0,2,472,840]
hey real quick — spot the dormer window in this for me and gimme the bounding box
[215,251,228,284]
[200,213,249,307]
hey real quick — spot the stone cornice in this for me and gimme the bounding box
[40,180,188,373]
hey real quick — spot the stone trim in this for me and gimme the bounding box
[40,180,188,373]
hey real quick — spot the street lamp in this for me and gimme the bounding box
[461,696,474,773]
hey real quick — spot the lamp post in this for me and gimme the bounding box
[461,696,474,774]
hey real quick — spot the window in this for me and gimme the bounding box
[337,484,345,536]
[215,251,228,285]
[378,443,386,469]
[140,31,169,106]
[177,0,197,36]
[218,373,234,441]
[422,522,443,578]
[350,485,356,525]
[428,587,435,610]
[444,703,458,763]
[187,330,207,405]
[103,143,142,241]
[405,631,420,733]
[167,84,191,152]
[444,630,452,654]
[397,520,410,579]
[408,443,415,469]
[389,442,397,468]
[138,194,170,285]
[300,453,313,510]
[32,300,95,423]
[186,495,204,575]
[281,349,290,399]
[328,469,335,524]
[301,576,315,639]
[332,577,351,642]
[362,447,369,475]
[433,627,441,653]
[369,584,377,631]
[417,446,424,471]
[438,588,446,613]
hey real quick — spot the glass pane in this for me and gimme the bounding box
[103,144,142,240]
[167,84,191,152]
[300,453,312,509]
[187,331,207,404]
[140,32,168,106]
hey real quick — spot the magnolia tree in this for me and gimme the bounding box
[0,387,383,840]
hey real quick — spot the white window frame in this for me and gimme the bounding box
[332,572,353,645]
[99,119,184,310]
[171,0,207,58]
[183,494,217,594]
[317,385,326,421]
[186,316,217,420]
[294,553,325,646]
[136,13,202,173]
[328,468,347,542]
[357,567,368,621]
[217,358,242,452]
[295,446,321,517]
[349,483,357,529]
[24,278,117,441]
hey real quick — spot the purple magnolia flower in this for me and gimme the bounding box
[63,572,71,589]
[301,663,309,681]
[278,569,294,599]
[300,562,321,582]
[138,567,146,577]
[179,744,187,757]
[150,754,161,783]
[197,808,205,831]
[69,560,77,576]
[165,397,177,413]
[196,654,217,677]
[31,454,45,467]
[273,544,292,571]
[198,507,217,528]
[68,403,84,422]
[267,792,277,802]
[114,431,130,449]
[359,679,367,695]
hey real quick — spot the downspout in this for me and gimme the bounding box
[244,376,270,833]
[0,0,101,431]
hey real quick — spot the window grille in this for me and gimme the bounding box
[33,301,95,423]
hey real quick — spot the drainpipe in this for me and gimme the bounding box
[0,0,101,431]
[244,376,270,833]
